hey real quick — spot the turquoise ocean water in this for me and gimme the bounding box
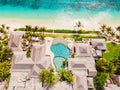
[0,0,120,29]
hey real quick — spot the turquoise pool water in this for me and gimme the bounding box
[54,57,66,70]
[0,0,120,29]
[51,43,70,70]
[51,43,70,59]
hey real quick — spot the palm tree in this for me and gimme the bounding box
[58,69,74,84]
[0,27,4,33]
[110,31,115,41]
[39,68,57,88]
[110,31,115,37]
[2,34,9,45]
[116,35,120,42]
[100,24,106,34]
[26,49,31,58]
[6,26,10,34]
[0,61,11,81]
[116,26,120,32]
[40,27,46,35]
[39,69,49,87]
[27,25,32,32]
[62,60,67,68]
[75,21,82,32]
[34,26,39,32]
[46,68,57,89]
[25,25,29,31]
[39,34,45,41]
[30,26,39,36]
[0,46,13,62]
[1,24,5,29]
[6,26,10,30]
[106,27,112,35]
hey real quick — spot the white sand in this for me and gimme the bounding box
[0,18,119,31]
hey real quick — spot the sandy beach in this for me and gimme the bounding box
[0,17,119,31]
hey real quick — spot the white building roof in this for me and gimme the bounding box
[74,43,92,57]
[104,84,120,90]
[68,57,97,77]
[91,39,107,50]
[74,75,88,90]
[8,31,24,51]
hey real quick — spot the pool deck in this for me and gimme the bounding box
[45,37,56,71]
[52,38,68,46]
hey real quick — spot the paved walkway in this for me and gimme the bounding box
[0,81,6,90]
[45,32,100,36]
[44,37,56,71]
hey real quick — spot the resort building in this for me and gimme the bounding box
[104,84,120,90]
[82,38,107,58]
[8,31,107,90]
[68,42,97,90]
[8,32,51,90]
[104,75,120,90]
[8,31,24,51]
[90,39,107,51]
[112,75,120,87]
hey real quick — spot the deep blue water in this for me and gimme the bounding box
[0,0,120,29]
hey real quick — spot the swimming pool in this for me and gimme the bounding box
[51,43,70,70]
[54,57,66,70]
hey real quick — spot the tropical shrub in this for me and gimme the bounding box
[71,52,74,58]
[39,68,57,87]
[0,46,13,62]
[58,69,74,84]
[96,58,116,74]
[39,69,49,87]
[0,61,11,81]
[62,60,68,68]
[94,72,108,90]
[26,49,31,58]
[95,58,117,90]
[110,57,120,75]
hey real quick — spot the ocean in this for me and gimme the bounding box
[0,0,120,30]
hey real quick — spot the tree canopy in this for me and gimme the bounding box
[39,68,57,87]
[95,56,120,90]
[58,69,74,84]
[96,58,116,75]
[0,25,13,82]
[94,72,108,90]
[0,61,11,81]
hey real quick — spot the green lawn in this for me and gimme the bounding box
[103,42,120,60]
[15,27,99,34]
[46,29,99,34]
[72,35,105,41]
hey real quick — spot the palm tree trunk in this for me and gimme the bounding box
[72,84,74,90]
[46,85,51,90]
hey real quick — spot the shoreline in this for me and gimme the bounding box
[0,18,120,31]
[0,1,120,31]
